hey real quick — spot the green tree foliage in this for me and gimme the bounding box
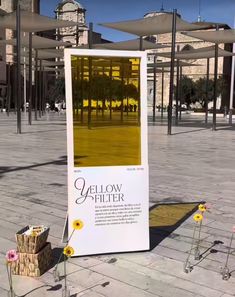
[193,78,214,107]
[74,74,138,102]
[47,78,65,102]
[123,83,139,100]
[176,75,196,108]
[175,76,228,108]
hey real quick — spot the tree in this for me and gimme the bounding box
[193,76,228,108]
[47,78,65,103]
[193,77,214,107]
[175,75,229,109]
[123,83,138,100]
[174,75,196,108]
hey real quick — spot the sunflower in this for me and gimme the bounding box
[63,246,74,257]
[198,204,206,212]
[73,219,84,230]
[193,213,203,222]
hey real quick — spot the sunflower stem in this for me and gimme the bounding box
[184,225,197,272]
[224,232,233,269]
[64,254,67,289]
[55,250,64,272]
[55,228,75,273]
[194,220,202,260]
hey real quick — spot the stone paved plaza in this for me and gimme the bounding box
[0,112,234,297]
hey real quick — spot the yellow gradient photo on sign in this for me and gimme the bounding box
[71,55,141,167]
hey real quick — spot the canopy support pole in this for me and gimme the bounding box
[28,32,32,125]
[120,63,124,122]
[81,58,84,123]
[88,23,93,128]
[16,2,21,133]
[39,59,42,118]
[153,55,157,122]
[76,23,79,46]
[23,41,27,116]
[212,24,219,131]
[168,9,177,135]
[161,67,164,120]
[229,42,235,125]
[179,66,182,120]
[88,22,93,49]
[42,67,45,115]
[139,37,143,51]
[7,63,11,117]
[35,49,38,121]
[175,45,180,125]
[205,58,210,125]
[109,60,113,120]
[88,57,92,129]
[14,65,17,114]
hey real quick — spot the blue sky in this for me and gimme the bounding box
[41,0,235,42]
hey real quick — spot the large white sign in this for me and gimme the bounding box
[64,49,149,256]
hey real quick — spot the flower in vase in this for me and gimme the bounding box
[232,226,235,233]
[63,246,74,258]
[73,219,84,230]
[6,250,18,263]
[193,213,203,223]
[198,204,207,212]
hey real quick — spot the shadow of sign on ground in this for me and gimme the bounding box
[149,202,202,250]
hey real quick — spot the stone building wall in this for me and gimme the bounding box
[146,11,232,109]
[0,1,13,12]
[0,0,40,82]
[0,1,13,82]
[14,0,40,12]
[56,0,88,46]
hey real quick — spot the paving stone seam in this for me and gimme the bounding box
[119,253,235,294]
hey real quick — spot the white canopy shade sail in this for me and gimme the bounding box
[78,38,168,50]
[148,61,200,68]
[182,29,235,44]
[157,45,235,59]
[147,69,170,74]
[20,59,64,67]
[100,14,209,36]
[47,73,64,77]
[31,66,64,72]
[0,10,78,32]
[43,67,64,72]
[96,39,168,50]
[0,34,71,49]
[36,49,64,59]
[40,60,64,66]
[8,49,64,59]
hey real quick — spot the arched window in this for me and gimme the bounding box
[145,36,157,44]
[181,44,194,52]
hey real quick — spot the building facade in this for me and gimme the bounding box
[0,0,40,84]
[146,11,232,109]
[55,0,88,46]
[55,0,111,46]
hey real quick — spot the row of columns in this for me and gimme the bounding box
[14,4,48,133]
[151,10,233,134]
[151,56,213,127]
